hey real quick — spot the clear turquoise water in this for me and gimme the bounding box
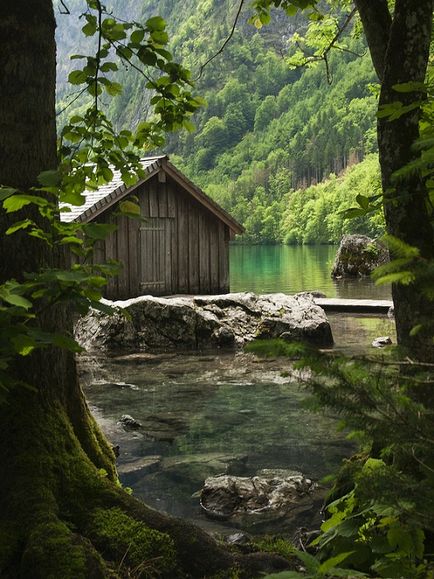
[84,245,395,535]
[229,244,391,299]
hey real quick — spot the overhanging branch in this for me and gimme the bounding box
[195,0,245,80]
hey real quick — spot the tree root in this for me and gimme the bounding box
[0,387,291,578]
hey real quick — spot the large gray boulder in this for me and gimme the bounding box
[200,470,316,527]
[75,292,333,351]
[331,234,388,278]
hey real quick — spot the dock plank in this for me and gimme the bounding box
[314,298,393,313]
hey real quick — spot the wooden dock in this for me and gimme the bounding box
[314,298,393,314]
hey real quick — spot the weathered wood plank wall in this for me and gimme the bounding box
[98,174,230,299]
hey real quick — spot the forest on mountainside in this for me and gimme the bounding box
[56,0,382,243]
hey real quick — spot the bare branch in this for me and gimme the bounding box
[58,0,70,15]
[94,0,103,117]
[289,7,358,85]
[195,0,245,80]
[56,87,88,117]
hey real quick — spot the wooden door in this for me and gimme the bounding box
[139,217,173,295]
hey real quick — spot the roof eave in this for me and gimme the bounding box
[162,160,244,235]
[74,160,163,223]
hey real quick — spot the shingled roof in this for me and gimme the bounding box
[60,155,244,234]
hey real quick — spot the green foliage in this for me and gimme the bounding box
[250,339,434,578]
[56,0,379,244]
[253,535,297,561]
[281,156,384,244]
[1,2,203,397]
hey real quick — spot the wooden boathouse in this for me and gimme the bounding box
[61,155,244,299]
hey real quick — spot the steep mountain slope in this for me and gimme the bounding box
[55,0,381,243]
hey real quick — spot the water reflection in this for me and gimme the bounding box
[230,245,391,299]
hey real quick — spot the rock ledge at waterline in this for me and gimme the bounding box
[75,292,333,351]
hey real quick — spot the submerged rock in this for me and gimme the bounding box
[200,471,316,527]
[118,456,162,484]
[118,414,142,430]
[75,292,333,352]
[225,532,251,546]
[372,336,392,348]
[162,453,249,486]
[331,235,388,278]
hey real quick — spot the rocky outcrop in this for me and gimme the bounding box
[200,470,316,527]
[331,235,388,278]
[75,292,333,352]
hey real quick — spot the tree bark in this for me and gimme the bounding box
[0,3,289,577]
[356,0,434,361]
[378,0,434,360]
[354,0,391,80]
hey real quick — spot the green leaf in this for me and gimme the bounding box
[11,334,36,356]
[150,30,168,44]
[318,551,354,573]
[52,334,84,353]
[6,219,34,235]
[362,457,385,472]
[285,5,298,16]
[59,236,84,246]
[100,61,118,72]
[82,14,97,36]
[68,69,88,85]
[409,324,423,336]
[392,81,426,93]
[341,207,367,219]
[130,29,145,44]
[106,81,123,96]
[0,187,17,201]
[1,292,32,310]
[119,200,141,216]
[38,170,61,187]
[375,271,415,286]
[90,300,116,315]
[356,194,370,209]
[183,119,195,132]
[83,223,117,240]
[3,194,47,213]
[294,550,320,573]
[146,16,166,31]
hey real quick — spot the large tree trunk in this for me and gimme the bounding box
[356,0,434,362]
[378,0,434,361]
[0,3,288,577]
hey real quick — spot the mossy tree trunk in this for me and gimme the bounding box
[356,0,434,362]
[0,3,288,577]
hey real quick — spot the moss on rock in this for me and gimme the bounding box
[87,507,177,577]
[20,518,108,579]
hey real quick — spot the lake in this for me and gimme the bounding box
[83,244,395,536]
[84,352,352,536]
[229,244,391,299]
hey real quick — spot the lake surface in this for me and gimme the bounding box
[84,352,353,536]
[230,244,391,299]
[83,244,395,536]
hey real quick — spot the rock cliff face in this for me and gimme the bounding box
[75,292,333,351]
[331,234,388,278]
